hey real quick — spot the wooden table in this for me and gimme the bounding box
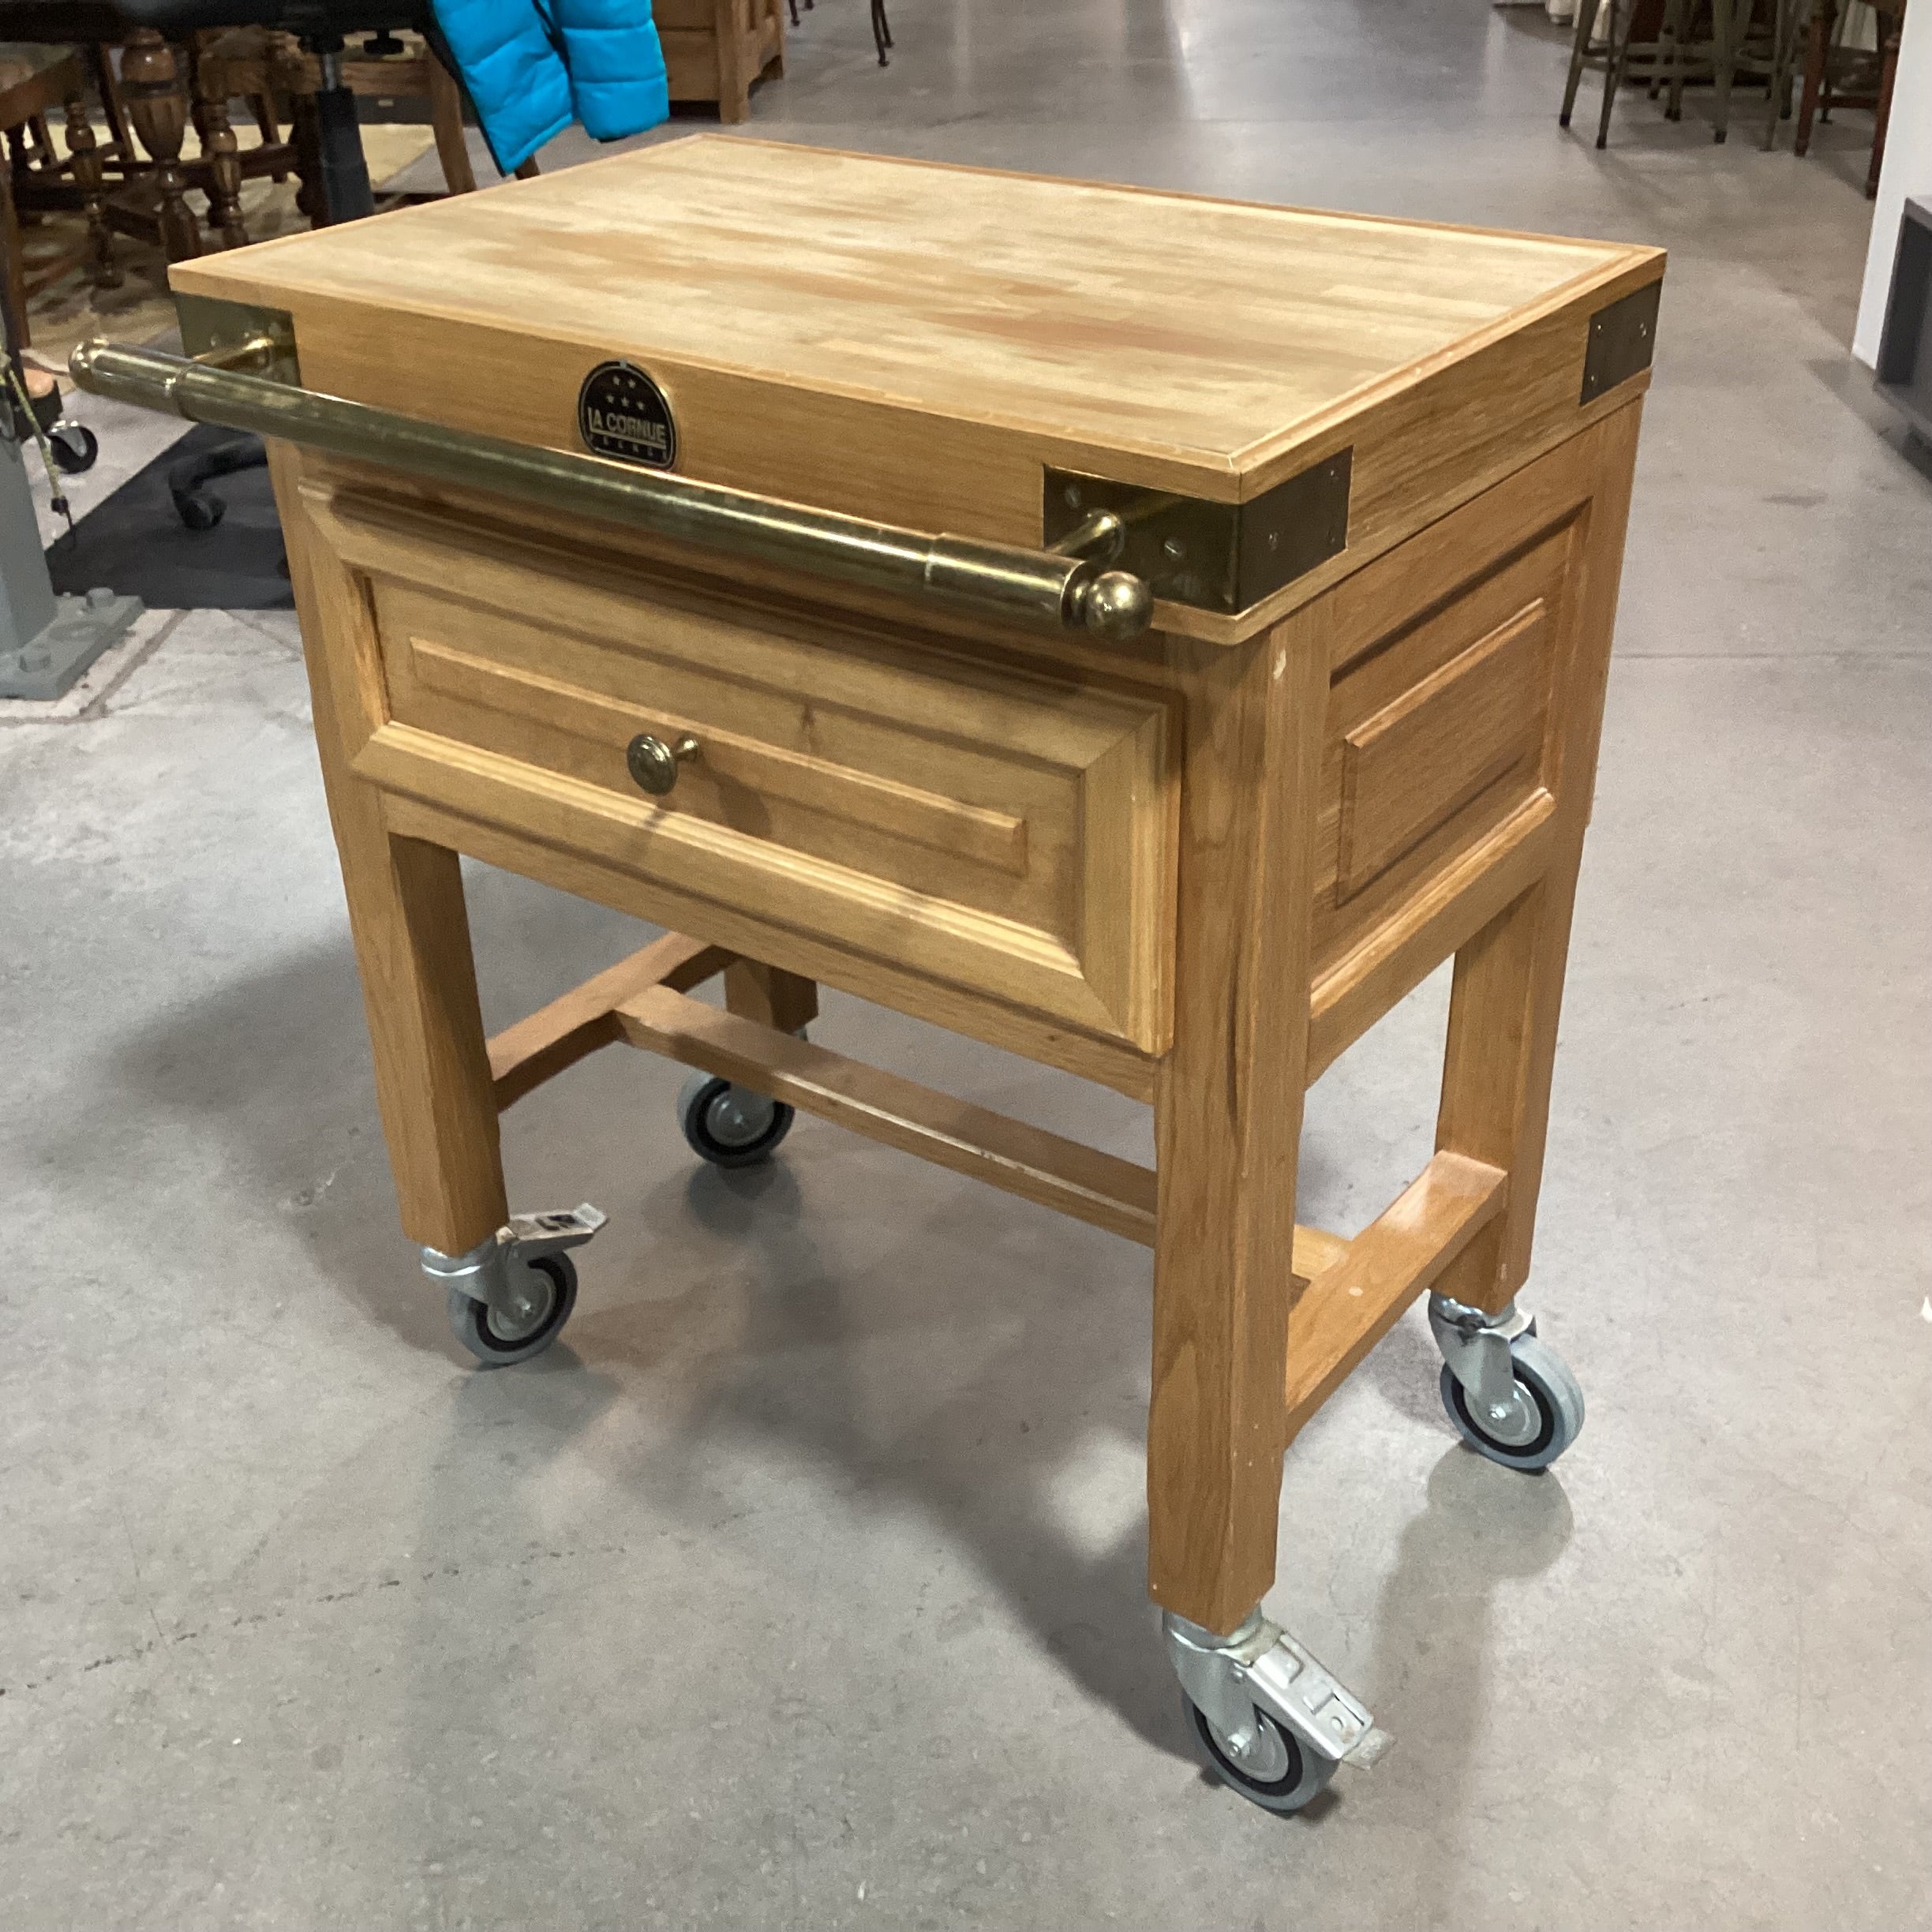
[80,137,1664,1813]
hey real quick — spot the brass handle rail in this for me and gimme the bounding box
[69,339,1155,643]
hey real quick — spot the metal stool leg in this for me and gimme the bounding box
[1597,0,1635,148]
[1561,0,1602,126]
[305,37,374,223]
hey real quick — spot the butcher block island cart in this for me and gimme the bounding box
[74,137,1663,1814]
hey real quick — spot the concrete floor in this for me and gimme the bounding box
[5,4,1930,1926]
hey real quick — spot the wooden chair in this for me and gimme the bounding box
[0,42,115,348]
[1794,0,1907,195]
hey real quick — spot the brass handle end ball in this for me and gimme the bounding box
[1075,569,1154,643]
[627,732,700,796]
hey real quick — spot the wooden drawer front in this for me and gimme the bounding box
[313,491,1174,1050]
[1313,518,1573,968]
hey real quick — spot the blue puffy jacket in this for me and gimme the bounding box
[432,0,669,174]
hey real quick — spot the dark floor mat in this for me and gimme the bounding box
[46,423,292,610]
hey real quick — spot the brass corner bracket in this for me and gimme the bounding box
[1041,451,1352,617]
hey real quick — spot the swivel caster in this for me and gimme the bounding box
[1429,1294,1584,1472]
[1165,1611,1384,1815]
[444,1253,576,1365]
[421,1204,605,1368]
[47,421,99,474]
[679,1070,794,1169]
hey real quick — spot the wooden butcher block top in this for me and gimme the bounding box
[171,136,1664,642]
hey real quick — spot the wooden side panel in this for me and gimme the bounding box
[1335,604,1547,903]
[1298,414,1637,1083]
[1312,519,1571,971]
[659,31,721,98]
[1431,402,1644,1312]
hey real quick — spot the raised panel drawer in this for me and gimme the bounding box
[308,489,1175,1050]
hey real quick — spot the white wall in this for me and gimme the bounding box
[1854,0,1932,365]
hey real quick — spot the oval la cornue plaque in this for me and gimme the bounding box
[578,361,677,470]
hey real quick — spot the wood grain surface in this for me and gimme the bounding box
[174,140,1662,642]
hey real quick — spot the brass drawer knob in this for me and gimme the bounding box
[626,732,700,796]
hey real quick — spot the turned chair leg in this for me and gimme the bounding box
[119,29,202,260]
[191,82,250,248]
[0,158,30,351]
[63,91,121,288]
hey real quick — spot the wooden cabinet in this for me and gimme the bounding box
[656,0,784,122]
[144,137,1662,1788]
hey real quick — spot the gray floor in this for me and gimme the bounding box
[5,5,1930,1927]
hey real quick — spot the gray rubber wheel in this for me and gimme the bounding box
[446,1253,577,1367]
[678,1071,795,1169]
[1183,1694,1336,1814]
[1440,1334,1585,1472]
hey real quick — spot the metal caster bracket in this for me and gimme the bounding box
[418,1203,607,1325]
[1165,1609,1387,1795]
[1429,1292,1540,1442]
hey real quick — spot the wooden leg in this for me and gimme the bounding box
[1432,406,1642,1317]
[1794,0,1829,155]
[723,959,818,1035]
[119,30,201,260]
[192,84,249,248]
[425,52,477,195]
[0,157,28,353]
[1866,17,1899,199]
[1429,880,1579,1316]
[513,158,541,181]
[717,0,752,122]
[63,92,120,288]
[1761,0,1794,146]
[1666,0,1694,117]
[1711,0,1748,142]
[93,46,136,160]
[331,829,511,1256]
[1146,626,1328,1636]
[268,441,507,1258]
